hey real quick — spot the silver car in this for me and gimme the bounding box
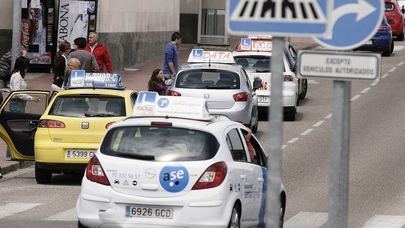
[167,63,260,133]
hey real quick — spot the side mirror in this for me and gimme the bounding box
[252,77,262,91]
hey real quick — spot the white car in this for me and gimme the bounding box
[76,92,286,228]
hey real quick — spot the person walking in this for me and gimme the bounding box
[148,69,166,95]
[52,41,71,91]
[69,37,99,73]
[163,32,182,81]
[85,32,113,73]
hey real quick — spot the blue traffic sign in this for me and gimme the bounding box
[226,0,331,37]
[315,0,383,50]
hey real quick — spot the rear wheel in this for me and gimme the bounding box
[35,165,52,184]
[383,40,394,56]
[299,79,308,99]
[397,32,404,41]
[78,221,88,228]
[250,108,259,133]
[228,205,241,228]
[284,107,296,121]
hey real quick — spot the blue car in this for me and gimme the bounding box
[357,16,394,56]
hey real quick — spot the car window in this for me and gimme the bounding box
[226,128,248,162]
[234,56,285,73]
[385,2,395,11]
[101,126,219,161]
[49,95,126,117]
[130,92,138,107]
[250,134,267,167]
[176,69,240,89]
[4,93,48,115]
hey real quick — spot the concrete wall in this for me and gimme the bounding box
[97,0,180,71]
[0,0,13,55]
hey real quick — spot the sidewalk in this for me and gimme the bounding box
[0,37,318,177]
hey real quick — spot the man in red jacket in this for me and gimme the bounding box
[85,32,113,73]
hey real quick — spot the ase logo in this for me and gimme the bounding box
[159,166,189,193]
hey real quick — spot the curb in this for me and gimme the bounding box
[1,161,34,176]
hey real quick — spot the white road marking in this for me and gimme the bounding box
[313,120,325,127]
[288,138,299,144]
[308,80,320,85]
[394,46,405,52]
[301,129,313,136]
[351,94,361,102]
[397,61,404,66]
[363,215,405,228]
[389,67,397,73]
[284,212,328,228]
[382,73,389,79]
[325,113,332,119]
[0,203,41,219]
[282,145,288,150]
[370,80,379,87]
[361,87,371,94]
[46,208,77,221]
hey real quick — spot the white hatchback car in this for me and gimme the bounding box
[76,92,286,228]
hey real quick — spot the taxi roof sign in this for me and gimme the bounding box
[133,91,212,121]
[67,70,124,90]
[238,38,272,52]
[187,49,235,64]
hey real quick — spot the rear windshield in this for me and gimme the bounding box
[385,2,395,11]
[234,55,284,73]
[176,69,240,89]
[100,126,219,161]
[49,95,126,117]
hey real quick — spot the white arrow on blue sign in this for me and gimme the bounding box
[226,0,332,37]
[315,0,384,50]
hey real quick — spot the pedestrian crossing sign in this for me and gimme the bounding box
[226,0,332,37]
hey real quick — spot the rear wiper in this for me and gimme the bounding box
[256,69,270,73]
[206,85,233,89]
[84,112,118,117]
[114,152,155,161]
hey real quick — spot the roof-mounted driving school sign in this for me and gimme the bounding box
[226,0,332,37]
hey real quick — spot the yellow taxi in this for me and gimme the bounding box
[0,71,137,184]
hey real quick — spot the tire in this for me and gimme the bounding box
[279,197,286,228]
[228,205,241,228]
[35,165,52,184]
[299,79,308,99]
[397,32,404,41]
[251,108,259,133]
[383,41,393,57]
[78,221,88,228]
[284,108,296,121]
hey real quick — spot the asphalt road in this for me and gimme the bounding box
[1,42,405,228]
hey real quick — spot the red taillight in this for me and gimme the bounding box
[233,92,249,101]
[151,121,173,126]
[105,121,115,129]
[38,119,66,128]
[283,75,294,81]
[86,156,110,186]
[192,162,227,190]
[168,90,181,96]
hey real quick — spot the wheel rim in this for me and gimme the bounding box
[229,208,240,228]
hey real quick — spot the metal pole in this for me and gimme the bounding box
[328,80,351,228]
[11,0,22,68]
[265,36,284,227]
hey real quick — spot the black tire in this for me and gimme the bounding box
[35,165,52,184]
[397,32,404,41]
[78,221,88,228]
[284,108,296,121]
[251,108,259,133]
[228,204,241,228]
[383,41,394,56]
[279,196,286,228]
[299,79,308,99]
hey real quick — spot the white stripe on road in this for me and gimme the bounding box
[284,212,328,228]
[397,61,404,66]
[288,138,299,144]
[46,208,77,221]
[361,87,371,94]
[313,120,324,128]
[308,80,320,85]
[351,95,361,102]
[394,46,405,52]
[371,80,379,87]
[0,203,41,219]
[389,67,397,73]
[363,215,405,228]
[324,113,332,119]
[382,73,389,79]
[282,145,288,150]
[301,129,313,136]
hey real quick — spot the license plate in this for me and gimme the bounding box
[65,150,95,159]
[125,206,173,219]
[258,96,269,103]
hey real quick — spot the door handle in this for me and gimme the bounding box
[240,174,247,180]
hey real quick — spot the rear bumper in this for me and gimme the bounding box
[209,102,253,125]
[36,162,87,173]
[256,89,297,108]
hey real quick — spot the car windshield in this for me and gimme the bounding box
[176,69,240,89]
[49,95,126,117]
[100,126,219,162]
[234,56,283,73]
[385,2,394,11]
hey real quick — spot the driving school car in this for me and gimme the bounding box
[0,71,137,184]
[167,49,260,132]
[233,37,307,121]
[76,92,286,228]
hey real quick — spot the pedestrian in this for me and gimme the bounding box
[148,69,166,95]
[85,32,113,73]
[163,32,182,81]
[52,40,71,91]
[63,57,81,87]
[243,130,257,163]
[69,37,99,73]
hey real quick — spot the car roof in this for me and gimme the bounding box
[233,51,273,57]
[56,88,136,97]
[180,63,243,72]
